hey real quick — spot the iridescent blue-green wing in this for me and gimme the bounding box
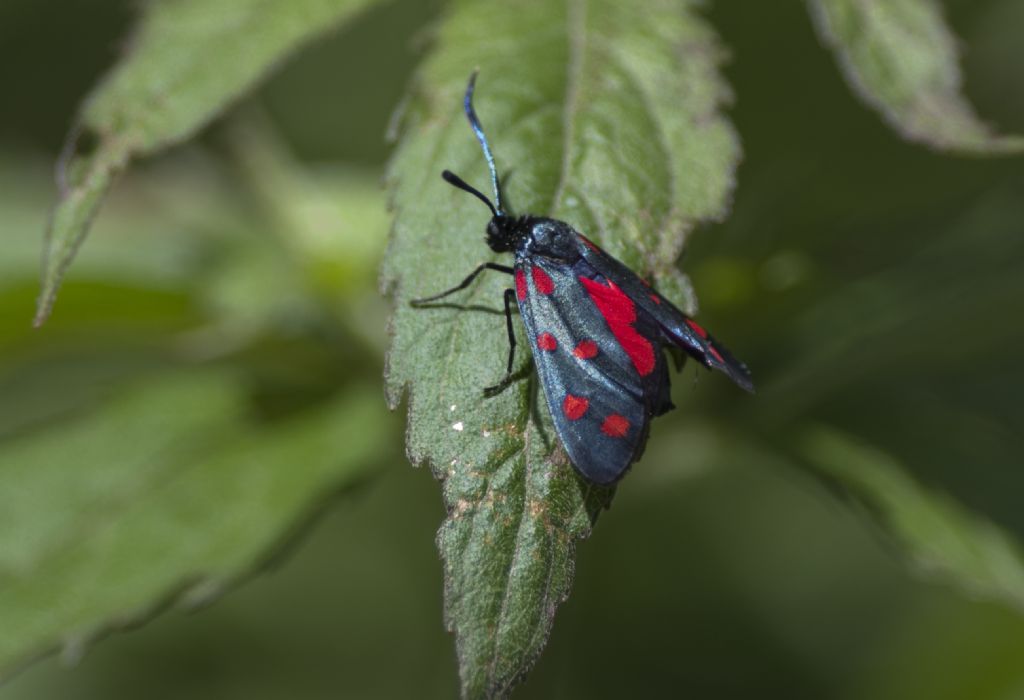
[574,234,754,393]
[514,257,671,484]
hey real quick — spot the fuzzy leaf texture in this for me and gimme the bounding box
[35,0,383,326]
[0,375,385,681]
[808,0,1024,154]
[382,0,740,696]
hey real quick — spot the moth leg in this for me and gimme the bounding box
[484,287,518,396]
[410,263,514,304]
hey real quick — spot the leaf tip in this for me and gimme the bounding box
[34,240,67,328]
[32,292,55,328]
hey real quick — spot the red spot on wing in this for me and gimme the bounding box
[515,269,527,301]
[578,277,656,377]
[649,293,661,305]
[573,340,598,359]
[537,332,557,351]
[562,394,589,420]
[532,266,555,294]
[685,318,709,339]
[684,318,724,363]
[601,414,630,438]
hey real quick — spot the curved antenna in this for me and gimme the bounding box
[464,71,503,214]
[442,170,498,218]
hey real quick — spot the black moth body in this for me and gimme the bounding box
[413,73,754,485]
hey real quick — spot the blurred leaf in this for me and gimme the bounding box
[382,0,739,695]
[761,188,1024,419]
[36,0,384,327]
[801,427,1024,614]
[808,0,1024,154]
[226,114,388,296]
[0,373,385,681]
[220,114,391,353]
[0,150,253,298]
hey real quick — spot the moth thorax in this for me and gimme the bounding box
[526,219,579,261]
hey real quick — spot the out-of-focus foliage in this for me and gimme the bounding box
[809,0,1024,153]
[35,0,384,326]
[1,0,1023,698]
[803,427,1024,612]
[0,375,385,679]
[1,17,398,680]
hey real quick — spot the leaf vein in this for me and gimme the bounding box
[551,0,586,215]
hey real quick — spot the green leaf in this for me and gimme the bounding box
[35,0,383,327]
[801,427,1024,613]
[382,0,739,695]
[0,374,386,681]
[808,0,1024,154]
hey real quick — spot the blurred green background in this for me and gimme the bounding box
[2,0,1024,698]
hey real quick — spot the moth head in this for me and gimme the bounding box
[485,214,518,253]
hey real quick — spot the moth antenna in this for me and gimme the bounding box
[464,70,503,214]
[442,169,498,218]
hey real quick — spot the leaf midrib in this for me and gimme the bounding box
[482,0,589,682]
[550,0,586,216]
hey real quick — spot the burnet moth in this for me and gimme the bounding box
[413,72,754,485]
